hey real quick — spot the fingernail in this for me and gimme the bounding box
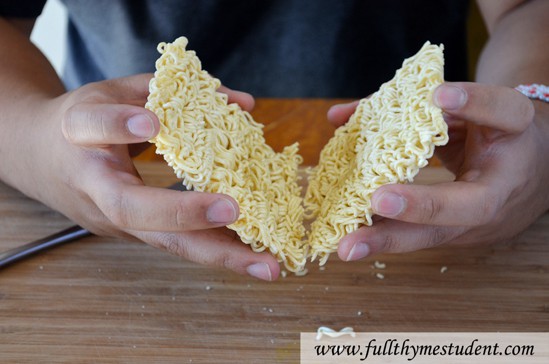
[346,242,370,261]
[327,104,341,118]
[373,191,406,217]
[207,198,238,224]
[330,101,357,112]
[246,262,272,281]
[434,85,467,110]
[127,114,155,138]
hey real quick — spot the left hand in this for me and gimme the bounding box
[328,82,549,261]
[14,74,279,281]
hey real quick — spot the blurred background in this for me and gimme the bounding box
[30,0,67,75]
[31,0,488,82]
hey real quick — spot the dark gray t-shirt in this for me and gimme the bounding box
[2,0,469,97]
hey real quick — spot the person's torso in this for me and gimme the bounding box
[61,0,469,97]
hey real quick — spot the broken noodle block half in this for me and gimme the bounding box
[146,37,307,273]
[304,41,448,265]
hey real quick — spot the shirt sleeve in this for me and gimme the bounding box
[0,0,47,18]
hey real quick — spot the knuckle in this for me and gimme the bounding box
[83,106,109,142]
[62,103,108,145]
[173,202,191,230]
[161,234,190,258]
[89,110,108,141]
[382,234,401,253]
[102,190,131,229]
[419,195,443,223]
[426,226,448,248]
[212,251,235,270]
[61,105,79,144]
[156,233,235,271]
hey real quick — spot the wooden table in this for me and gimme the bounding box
[1,100,548,363]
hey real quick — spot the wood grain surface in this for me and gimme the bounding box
[0,99,547,363]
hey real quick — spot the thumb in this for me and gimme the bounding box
[327,100,360,127]
[62,103,160,146]
[102,73,154,104]
[433,82,535,134]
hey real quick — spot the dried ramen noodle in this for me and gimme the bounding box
[305,41,448,264]
[146,37,306,272]
[146,37,447,273]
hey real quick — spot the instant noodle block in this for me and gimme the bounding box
[305,42,448,264]
[146,37,448,274]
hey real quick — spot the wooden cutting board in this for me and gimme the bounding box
[0,161,547,363]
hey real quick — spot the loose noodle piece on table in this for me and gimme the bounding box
[304,41,448,265]
[146,37,307,273]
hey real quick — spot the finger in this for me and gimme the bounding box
[370,180,502,227]
[89,179,240,232]
[102,73,153,103]
[433,82,535,133]
[138,228,280,281]
[217,85,255,112]
[327,100,360,127]
[337,219,465,261]
[62,103,160,146]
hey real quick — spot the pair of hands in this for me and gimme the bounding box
[35,74,549,281]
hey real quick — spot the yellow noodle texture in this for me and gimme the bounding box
[146,37,447,273]
[146,37,307,272]
[304,41,447,264]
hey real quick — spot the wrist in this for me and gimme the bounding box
[0,96,64,197]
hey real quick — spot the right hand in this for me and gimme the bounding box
[17,74,279,281]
